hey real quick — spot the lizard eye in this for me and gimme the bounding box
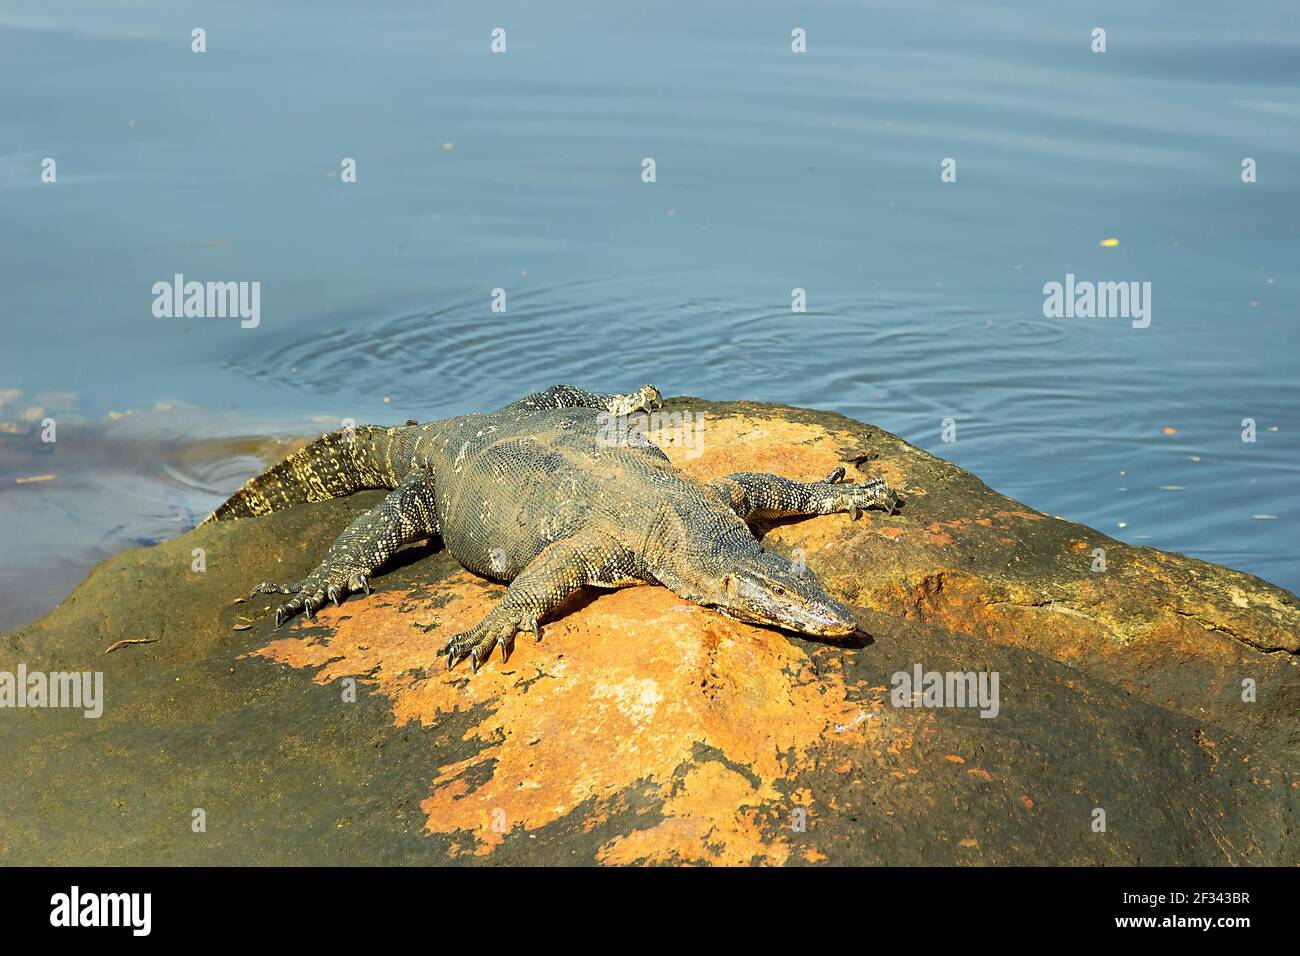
[771,585,786,596]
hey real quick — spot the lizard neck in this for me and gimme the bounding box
[644,505,758,604]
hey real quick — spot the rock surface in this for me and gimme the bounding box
[2,398,1296,865]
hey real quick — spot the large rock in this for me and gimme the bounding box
[1,398,1296,864]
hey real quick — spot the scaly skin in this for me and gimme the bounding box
[210,385,901,674]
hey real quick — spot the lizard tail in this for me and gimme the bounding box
[202,425,406,523]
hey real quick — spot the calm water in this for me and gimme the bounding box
[2,0,1297,631]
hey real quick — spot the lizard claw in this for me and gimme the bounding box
[273,596,306,627]
[824,466,846,484]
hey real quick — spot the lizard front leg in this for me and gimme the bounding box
[442,530,634,673]
[252,467,439,626]
[709,468,900,522]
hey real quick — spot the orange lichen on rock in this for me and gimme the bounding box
[925,523,956,547]
[248,572,881,864]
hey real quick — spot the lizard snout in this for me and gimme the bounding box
[718,559,859,637]
[793,595,859,637]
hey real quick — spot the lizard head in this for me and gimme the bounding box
[710,549,858,638]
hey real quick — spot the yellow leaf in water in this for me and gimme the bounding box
[1100,238,1120,247]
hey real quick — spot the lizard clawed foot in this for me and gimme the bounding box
[827,476,901,520]
[252,567,371,627]
[636,384,663,413]
[442,610,543,674]
[608,384,663,416]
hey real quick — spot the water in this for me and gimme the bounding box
[2,0,1297,631]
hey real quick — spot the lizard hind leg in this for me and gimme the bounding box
[251,468,436,627]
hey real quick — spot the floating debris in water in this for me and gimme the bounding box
[1117,521,1128,528]
[1188,455,1201,462]
[1159,485,1186,491]
[232,624,252,631]
[1100,238,1119,248]
[1252,514,1278,521]
[441,142,454,152]
[16,474,55,484]
[1162,426,1177,435]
